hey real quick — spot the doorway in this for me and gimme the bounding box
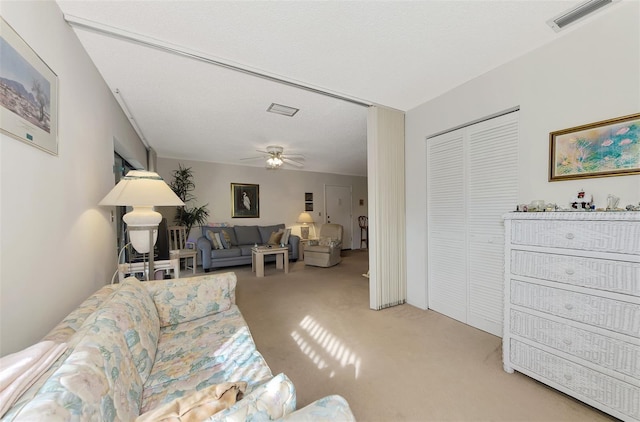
[324,185,353,250]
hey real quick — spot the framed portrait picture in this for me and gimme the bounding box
[0,18,58,155]
[549,113,640,181]
[231,183,259,218]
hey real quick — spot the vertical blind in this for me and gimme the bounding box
[367,106,407,310]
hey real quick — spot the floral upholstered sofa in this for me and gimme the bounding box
[2,273,354,421]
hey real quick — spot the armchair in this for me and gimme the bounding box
[304,224,343,267]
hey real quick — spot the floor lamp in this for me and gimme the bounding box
[100,170,184,280]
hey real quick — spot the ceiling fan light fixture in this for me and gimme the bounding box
[266,156,283,168]
[267,103,299,117]
[546,0,619,32]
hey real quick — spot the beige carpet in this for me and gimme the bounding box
[206,250,615,421]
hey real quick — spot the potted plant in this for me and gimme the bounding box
[169,164,209,236]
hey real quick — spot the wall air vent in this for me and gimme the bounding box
[547,0,620,32]
[267,103,299,117]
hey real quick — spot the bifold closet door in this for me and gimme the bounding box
[427,130,467,323]
[427,112,518,336]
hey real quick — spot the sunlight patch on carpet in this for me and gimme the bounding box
[290,315,361,379]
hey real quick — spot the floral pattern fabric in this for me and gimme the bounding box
[140,305,272,413]
[3,271,354,421]
[279,395,356,421]
[209,373,297,421]
[43,284,117,343]
[145,272,237,327]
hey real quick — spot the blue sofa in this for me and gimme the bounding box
[197,224,300,272]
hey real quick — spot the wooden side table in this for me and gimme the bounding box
[251,246,288,277]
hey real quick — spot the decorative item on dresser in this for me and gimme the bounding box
[503,212,640,422]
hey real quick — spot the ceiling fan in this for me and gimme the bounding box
[241,145,305,169]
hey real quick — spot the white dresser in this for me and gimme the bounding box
[503,212,640,421]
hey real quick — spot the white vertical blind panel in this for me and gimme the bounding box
[427,131,467,322]
[368,106,406,310]
[466,113,518,336]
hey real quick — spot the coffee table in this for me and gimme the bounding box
[251,246,289,277]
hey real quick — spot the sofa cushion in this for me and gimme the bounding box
[258,224,285,244]
[203,227,238,247]
[267,230,284,245]
[210,247,242,259]
[140,305,272,413]
[102,277,160,383]
[43,285,118,343]
[13,284,151,421]
[239,245,255,256]
[220,230,233,248]
[234,226,262,245]
[145,272,237,327]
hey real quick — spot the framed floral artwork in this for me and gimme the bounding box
[549,113,640,181]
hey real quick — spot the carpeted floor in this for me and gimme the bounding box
[205,250,615,421]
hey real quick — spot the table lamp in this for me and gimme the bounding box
[100,170,184,279]
[297,211,314,239]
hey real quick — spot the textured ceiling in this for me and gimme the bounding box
[54,0,615,176]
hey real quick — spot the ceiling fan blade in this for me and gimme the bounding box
[282,154,305,159]
[255,149,271,154]
[283,157,304,167]
[239,155,266,161]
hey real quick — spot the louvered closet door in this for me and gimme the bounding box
[427,112,518,336]
[427,130,466,323]
[466,114,518,336]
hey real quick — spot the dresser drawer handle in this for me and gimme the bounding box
[563,339,572,346]
[564,374,573,382]
[565,268,575,275]
[564,303,574,310]
[565,233,575,240]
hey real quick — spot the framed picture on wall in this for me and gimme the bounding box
[231,183,259,218]
[549,113,640,181]
[0,18,58,155]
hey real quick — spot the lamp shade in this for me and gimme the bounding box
[99,170,184,207]
[297,212,314,224]
[100,170,184,253]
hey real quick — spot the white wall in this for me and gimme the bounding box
[405,2,640,309]
[156,157,368,249]
[0,1,147,356]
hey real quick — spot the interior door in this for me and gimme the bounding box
[325,185,352,249]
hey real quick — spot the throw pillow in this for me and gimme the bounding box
[135,382,247,422]
[281,228,291,245]
[206,229,218,248]
[213,232,225,250]
[220,230,232,248]
[268,230,284,245]
[319,236,332,246]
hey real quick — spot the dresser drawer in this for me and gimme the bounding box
[511,250,640,296]
[510,281,640,336]
[510,310,640,378]
[510,339,640,420]
[510,220,640,254]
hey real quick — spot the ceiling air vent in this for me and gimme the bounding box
[267,103,299,117]
[547,0,619,32]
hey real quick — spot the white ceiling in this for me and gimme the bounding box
[55,0,616,177]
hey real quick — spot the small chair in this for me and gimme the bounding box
[304,224,343,267]
[167,226,197,274]
[358,216,368,249]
